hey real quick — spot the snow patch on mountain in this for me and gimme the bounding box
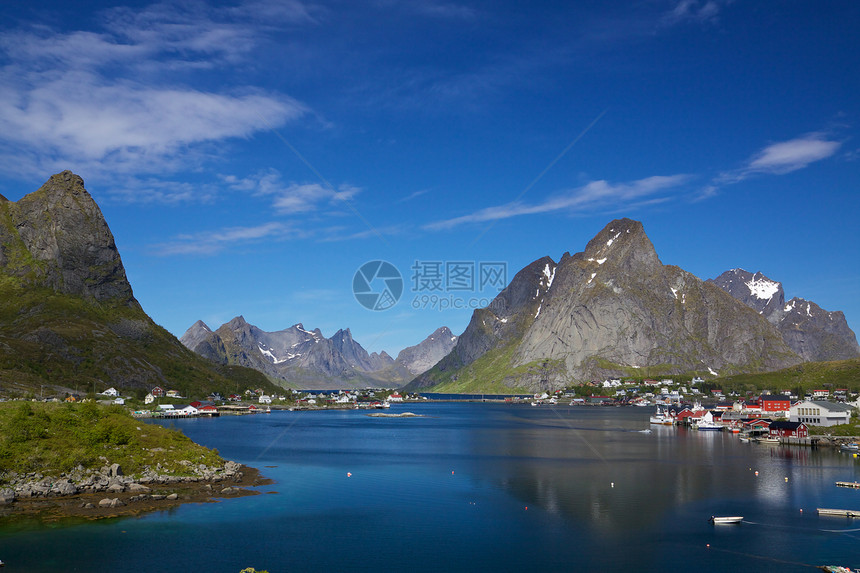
[746,276,780,300]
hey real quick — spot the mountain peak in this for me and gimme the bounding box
[227,316,248,329]
[582,218,659,272]
[395,325,459,375]
[0,171,138,307]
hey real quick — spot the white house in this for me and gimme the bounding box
[113,397,125,405]
[102,387,118,397]
[167,405,198,416]
[258,395,272,404]
[790,400,854,427]
[388,393,404,402]
[144,393,155,404]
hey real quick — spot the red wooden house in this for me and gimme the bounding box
[760,395,791,414]
[768,421,808,438]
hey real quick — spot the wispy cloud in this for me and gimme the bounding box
[424,175,691,230]
[152,221,299,256]
[318,224,406,242]
[375,0,477,20]
[716,132,843,185]
[0,0,314,182]
[661,0,726,27]
[221,169,361,214]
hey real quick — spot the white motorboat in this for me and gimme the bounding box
[710,516,743,524]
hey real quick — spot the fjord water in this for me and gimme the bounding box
[2,404,859,572]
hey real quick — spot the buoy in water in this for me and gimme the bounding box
[347,472,352,477]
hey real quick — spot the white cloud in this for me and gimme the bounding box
[717,133,842,184]
[424,175,691,230]
[746,134,842,174]
[0,0,313,182]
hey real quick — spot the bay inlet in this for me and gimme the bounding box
[1,403,858,572]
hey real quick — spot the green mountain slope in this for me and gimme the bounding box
[715,358,860,395]
[0,172,280,399]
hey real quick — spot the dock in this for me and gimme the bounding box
[817,508,860,517]
[836,482,860,489]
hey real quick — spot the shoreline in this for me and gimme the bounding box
[0,463,272,522]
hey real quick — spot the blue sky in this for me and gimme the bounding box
[1,0,858,356]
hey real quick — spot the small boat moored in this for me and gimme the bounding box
[818,508,860,518]
[710,516,744,524]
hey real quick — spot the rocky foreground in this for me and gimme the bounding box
[0,460,271,520]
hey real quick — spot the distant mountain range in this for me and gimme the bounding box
[0,172,279,398]
[407,218,859,393]
[181,319,457,390]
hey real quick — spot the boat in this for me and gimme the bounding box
[819,566,855,573]
[710,516,743,524]
[755,436,780,444]
[649,407,674,425]
[840,443,859,453]
[693,411,722,431]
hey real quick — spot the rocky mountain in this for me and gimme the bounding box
[181,317,412,389]
[0,171,279,398]
[709,269,860,362]
[408,218,803,393]
[0,171,137,306]
[395,326,458,375]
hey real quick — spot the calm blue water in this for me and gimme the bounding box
[1,403,859,572]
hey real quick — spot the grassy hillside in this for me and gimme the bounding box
[0,401,223,480]
[715,358,860,395]
[0,275,282,399]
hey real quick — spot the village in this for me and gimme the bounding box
[526,378,860,446]
[101,386,420,418]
